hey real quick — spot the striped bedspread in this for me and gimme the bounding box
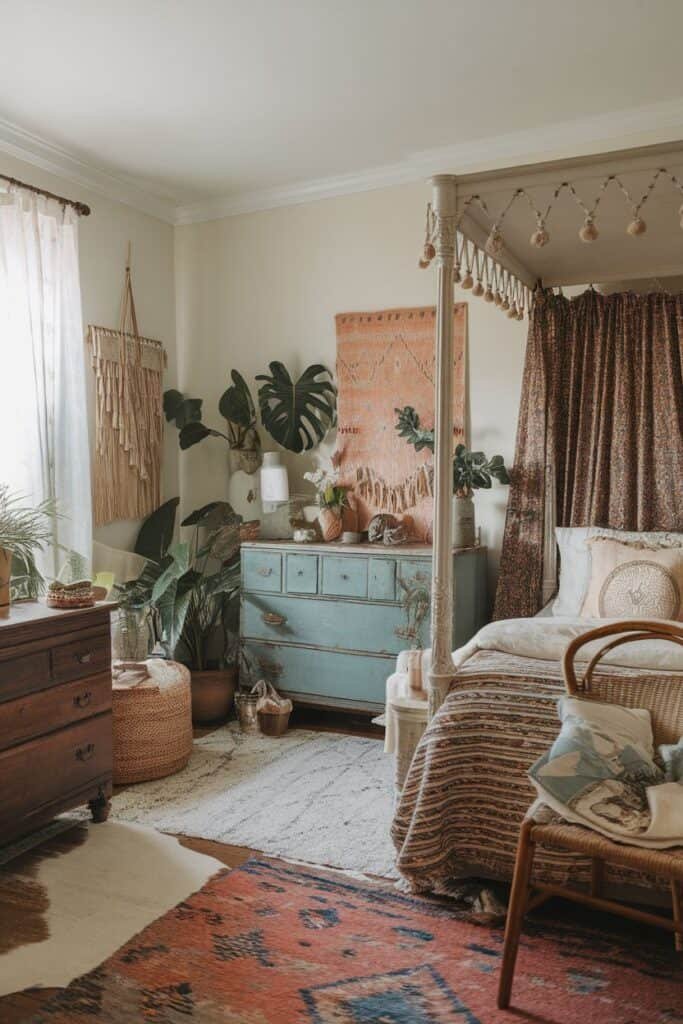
[391,620,683,897]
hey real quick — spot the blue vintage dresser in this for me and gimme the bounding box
[240,540,487,713]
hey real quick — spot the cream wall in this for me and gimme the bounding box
[1,154,178,553]
[175,182,527,602]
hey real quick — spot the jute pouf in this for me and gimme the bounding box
[112,659,193,785]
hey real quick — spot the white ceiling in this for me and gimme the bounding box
[2,0,683,223]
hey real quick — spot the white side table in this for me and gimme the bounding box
[387,695,429,795]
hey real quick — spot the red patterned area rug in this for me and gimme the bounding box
[29,857,682,1023]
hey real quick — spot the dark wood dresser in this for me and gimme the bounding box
[0,601,115,845]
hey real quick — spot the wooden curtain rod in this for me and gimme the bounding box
[0,172,91,216]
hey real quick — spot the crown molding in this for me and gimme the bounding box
[2,98,683,227]
[176,97,683,225]
[0,116,178,223]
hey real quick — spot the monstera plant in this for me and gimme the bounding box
[256,362,337,453]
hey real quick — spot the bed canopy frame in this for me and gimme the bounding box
[423,143,683,714]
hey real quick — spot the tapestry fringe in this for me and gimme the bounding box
[354,464,433,515]
[88,325,165,526]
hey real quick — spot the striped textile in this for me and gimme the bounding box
[391,649,668,896]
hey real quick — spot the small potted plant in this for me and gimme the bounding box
[0,485,57,609]
[395,407,510,547]
[303,464,349,542]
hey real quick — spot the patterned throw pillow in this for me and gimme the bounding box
[529,697,663,839]
[580,537,683,621]
[660,739,683,783]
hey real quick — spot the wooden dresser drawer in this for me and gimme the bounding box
[321,556,368,598]
[0,649,51,703]
[0,672,111,752]
[242,550,282,592]
[244,641,390,707]
[52,631,111,684]
[0,714,112,828]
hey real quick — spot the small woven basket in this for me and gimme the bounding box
[257,707,291,737]
[113,660,193,784]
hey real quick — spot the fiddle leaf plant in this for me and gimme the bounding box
[394,406,510,497]
[255,362,337,453]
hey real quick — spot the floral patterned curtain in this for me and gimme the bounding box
[494,288,683,619]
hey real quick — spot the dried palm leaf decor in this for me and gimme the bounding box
[88,254,166,525]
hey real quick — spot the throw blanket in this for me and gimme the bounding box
[391,617,683,895]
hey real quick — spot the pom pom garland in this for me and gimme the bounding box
[484,287,495,303]
[627,217,647,236]
[579,218,599,242]
[461,273,474,290]
[472,281,484,297]
[530,227,549,248]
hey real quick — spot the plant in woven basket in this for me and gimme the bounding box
[0,485,59,604]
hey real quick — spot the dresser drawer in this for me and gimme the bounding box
[0,714,112,826]
[52,632,111,684]
[242,593,423,655]
[242,550,282,592]
[368,557,397,601]
[243,641,389,707]
[285,553,318,594]
[397,560,431,595]
[0,672,111,752]
[321,556,368,598]
[0,649,51,703]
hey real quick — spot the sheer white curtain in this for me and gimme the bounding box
[0,186,91,579]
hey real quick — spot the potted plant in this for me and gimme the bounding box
[0,485,57,608]
[119,499,243,723]
[303,464,349,542]
[395,407,510,547]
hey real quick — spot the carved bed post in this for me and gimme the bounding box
[428,175,458,718]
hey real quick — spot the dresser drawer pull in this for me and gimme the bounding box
[257,567,273,577]
[297,570,304,576]
[75,743,95,762]
[262,612,287,627]
[341,573,349,581]
[75,651,93,665]
[73,691,92,709]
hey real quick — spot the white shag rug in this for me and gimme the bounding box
[109,724,398,878]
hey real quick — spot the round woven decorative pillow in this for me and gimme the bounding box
[112,660,193,785]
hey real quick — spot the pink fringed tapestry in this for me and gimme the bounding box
[335,305,466,541]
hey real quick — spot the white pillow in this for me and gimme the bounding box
[552,527,683,617]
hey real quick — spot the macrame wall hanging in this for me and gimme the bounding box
[88,249,166,526]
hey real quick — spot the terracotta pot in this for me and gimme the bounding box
[0,547,11,609]
[190,667,238,724]
[318,506,343,542]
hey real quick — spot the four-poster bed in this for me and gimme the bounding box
[399,144,683,896]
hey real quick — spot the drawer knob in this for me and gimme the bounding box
[73,691,92,709]
[341,573,349,581]
[76,743,95,762]
[262,611,287,627]
[76,652,92,664]
[257,567,273,577]
[297,570,304,576]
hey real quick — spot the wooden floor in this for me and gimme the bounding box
[0,709,382,1023]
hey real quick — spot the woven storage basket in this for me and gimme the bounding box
[112,660,193,784]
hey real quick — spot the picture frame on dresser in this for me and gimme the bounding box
[240,540,487,713]
[0,601,116,845]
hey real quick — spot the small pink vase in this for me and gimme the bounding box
[318,507,343,542]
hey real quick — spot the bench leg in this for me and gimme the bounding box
[672,881,682,953]
[498,818,536,1010]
